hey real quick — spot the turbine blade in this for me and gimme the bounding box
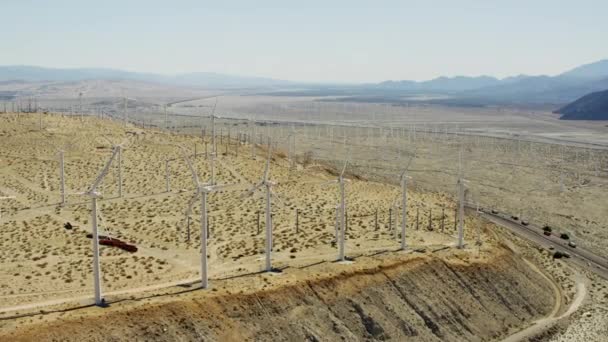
[312,179,338,187]
[178,145,200,186]
[270,189,287,208]
[101,135,115,147]
[239,182,263,199]
[207,183,246,192]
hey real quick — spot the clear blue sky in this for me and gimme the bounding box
[3,0,608,82]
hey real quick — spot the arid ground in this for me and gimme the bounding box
[0,110,606,341]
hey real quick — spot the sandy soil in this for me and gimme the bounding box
[0,113,474,310]
[170,115,608,262]
[1,111,604,341]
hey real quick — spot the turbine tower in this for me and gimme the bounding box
[241,140,283,272]
[398,151,415,250]
[83,146,121,306]
[180,147,239,288]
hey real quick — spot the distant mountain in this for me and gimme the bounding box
[555,89,608,120]
[373,59,608,105]
[0,66,290,89]
[4,60,608,106]
[378,75,502,92]
[559,59,608,79]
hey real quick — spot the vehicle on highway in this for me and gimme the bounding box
[521,220,529,226]
[543,231,551,236]
[568,241,577,248]
[491,209,499,214]
[553,250,572,259]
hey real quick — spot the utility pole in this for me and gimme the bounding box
[265,182,272,271]
[164,105,168,131]
[338,176,346,261]
[457,147,465,248]
[401,175,408,250]
[79,93,83,122]
[212,115,216,154]
[118,146,124,197]
[457,178,465,248]
[165,159,170,192]
[59,151,66,206]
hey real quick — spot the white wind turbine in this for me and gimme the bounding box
[81,145,121,306]
[240,140,283,272]
[122,97,137,127]
[179,146,240,288]
[456,150,468,249]
[209,97,218,155]
[101,135,127,198]
[397,152,416,250]
[249,116,256,160]
[312,160,349,262]
[40,132,75,206]
[287,125,296,169]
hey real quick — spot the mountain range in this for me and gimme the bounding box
[373,60,608,104]
[1,60,608,106]
[0,66,290,89]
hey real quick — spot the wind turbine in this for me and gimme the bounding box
[40,132,75,206]
[180,146,239,288]
[249,116,256,160]
[122,97,137,127]
[287,125,296,169]
[241,140,282,272]
[313,160,349,261]
[82,145,121,306]
[455,148,469,249]
[101,136,128,198]
[397,151,416,250]
[209,97,218,155]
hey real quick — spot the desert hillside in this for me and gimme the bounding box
[0,112,578,341]
[0,113,470,307]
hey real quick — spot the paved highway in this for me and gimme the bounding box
[477,209,608,280]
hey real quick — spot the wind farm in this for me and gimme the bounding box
[2,2,608,340]
[1,99,607,340]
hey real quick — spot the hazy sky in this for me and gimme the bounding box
[3,0,608,82]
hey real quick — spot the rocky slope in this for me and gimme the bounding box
[2,247,555,341]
